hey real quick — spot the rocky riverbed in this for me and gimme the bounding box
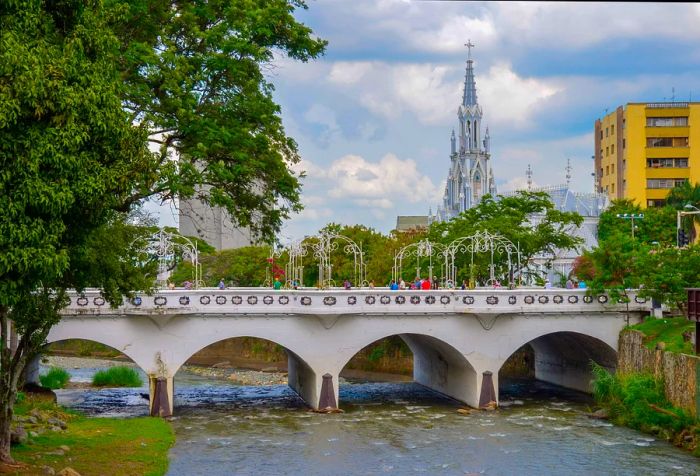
[43,355,297,387]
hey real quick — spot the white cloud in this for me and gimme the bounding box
[325,153,437,205]
[409,15,498,53]
[479,62,561,128]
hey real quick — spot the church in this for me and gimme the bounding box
[435,43,496,222]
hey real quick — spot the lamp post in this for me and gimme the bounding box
[677,204,700,247]
[616,213,644,239]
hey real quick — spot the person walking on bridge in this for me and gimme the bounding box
[420,277,431,290]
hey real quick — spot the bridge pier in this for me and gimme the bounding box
[287,351,338,410]
[22,355,41,386]
[403,334,489,408]
[149,376,174,417]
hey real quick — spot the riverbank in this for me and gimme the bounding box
[5,394,174,475]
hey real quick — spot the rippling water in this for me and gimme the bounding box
[50,364,699,476]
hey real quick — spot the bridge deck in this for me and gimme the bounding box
[62,288,650,316]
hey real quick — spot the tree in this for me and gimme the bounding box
[428,192,584,285]
[665,181,700,242]
[636,245,700,313]
[109,0,326,239]
[0,0,325,464]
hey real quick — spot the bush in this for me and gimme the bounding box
[591,362,695,433]
[92,366,143,387]
[40,367,71,389]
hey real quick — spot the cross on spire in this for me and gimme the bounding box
[465,40,475,60]
[565,158,572,187]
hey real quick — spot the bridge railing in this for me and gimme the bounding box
[62,288,651,316]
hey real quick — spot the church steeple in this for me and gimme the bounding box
[462,40,478,107]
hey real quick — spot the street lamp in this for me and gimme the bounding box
[616,213,644,239]
[677,204,700,247]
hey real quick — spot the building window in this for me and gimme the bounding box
[646,117,688,127]
[611,124,615,134]
[611,183,615,193]
[600,130,603,140]
[611,164,615,174]
[646,158,689,168]
[606,165,609,175]
[606,146,609,156]
[647,199,667,207]
[611,144,615,154]
[606,127,609,137]
[646,137,689,147]
[623,138,626,149]
[646,178,688,189]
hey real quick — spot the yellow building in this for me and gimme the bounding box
[594,102,700,206]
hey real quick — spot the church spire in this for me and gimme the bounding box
[462,40,478,107]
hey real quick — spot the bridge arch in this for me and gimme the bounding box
[45,333,153,377]
[498,330,618,394]
[335,331,479,408]
[171,331,321,409]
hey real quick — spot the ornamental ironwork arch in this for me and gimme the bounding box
[392,239,448,284]
[145,229,201,288]
[445,230,521,287]
[271,233,367,288]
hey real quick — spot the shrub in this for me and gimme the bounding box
[92,366,143,387]
[591,362,695,433]
[40,367,71,389]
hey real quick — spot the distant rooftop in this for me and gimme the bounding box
[499,184,609,217]
[396,215,429,232]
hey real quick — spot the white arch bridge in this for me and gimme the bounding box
[44,288,651,416]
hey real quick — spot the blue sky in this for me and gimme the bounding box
[151,1,700,242]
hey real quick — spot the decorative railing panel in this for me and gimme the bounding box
[63,288,650,317]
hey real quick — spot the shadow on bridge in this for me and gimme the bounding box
[498,331,618,398]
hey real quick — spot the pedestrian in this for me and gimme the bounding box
[493,280,501,288]
[399,279,406,290]
[432,276,439,290]
[167,281,175,290]
[218,278,226,290]
[461,280,467,290]
[343,279,352,290]
[578,280,587,289]
[369,280,375,289]
[421,277,431,290]
[389,280,399,290]
[566,279,574,289]
[273,278,282,290]
[183,280,193,290]
[544,279,552,289]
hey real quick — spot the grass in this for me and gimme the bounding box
[628,316,696,354]
[591,363,699,456]
[10,395,174,475]
[39,367,70,390]
[92,366,143,387]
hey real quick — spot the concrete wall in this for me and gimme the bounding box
[618,330,700,417]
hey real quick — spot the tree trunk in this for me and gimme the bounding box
[0,306,16,464]
[0,391,14,464]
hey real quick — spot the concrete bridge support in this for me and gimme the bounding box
[528,332,617,393]
[402,334,482,408]
[149,376,174,417]
[286,350,332,410]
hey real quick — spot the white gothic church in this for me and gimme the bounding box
[435,45,496,222]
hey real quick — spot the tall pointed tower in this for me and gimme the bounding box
[437,41,496,221]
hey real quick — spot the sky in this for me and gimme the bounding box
[150,1,700,243]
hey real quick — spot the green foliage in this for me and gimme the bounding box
[429,191,583,285]
[14,392,25,404]
[92,366,142,388]
[108,0,327,239]
[40,367,71,390]
[628,318,697,355]
[591,363,695,434]
[582,196,700,309]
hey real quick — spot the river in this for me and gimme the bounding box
[44,358,698,475]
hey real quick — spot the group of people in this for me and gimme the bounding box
[388,277,439,290]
